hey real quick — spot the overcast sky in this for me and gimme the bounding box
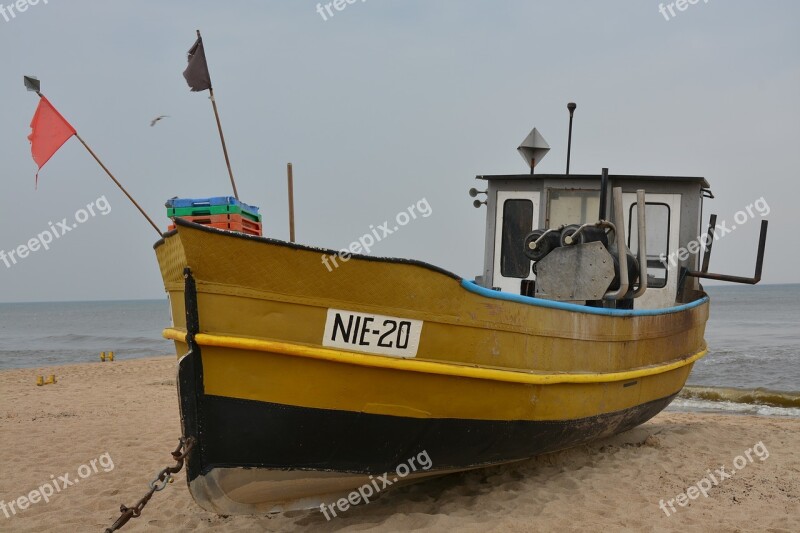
[0,1,798,303]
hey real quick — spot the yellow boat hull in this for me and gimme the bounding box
[155,220,709,514]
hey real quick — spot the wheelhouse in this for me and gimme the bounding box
[474,172,711,310]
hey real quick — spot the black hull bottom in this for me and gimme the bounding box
[193,392,676,478]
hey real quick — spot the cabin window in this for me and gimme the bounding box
[501,199,533,278]
[628,202,670,289]
[547,189,601,228]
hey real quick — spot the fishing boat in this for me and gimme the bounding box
[154,126,768,515]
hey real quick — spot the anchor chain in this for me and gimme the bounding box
[104,436,195,533]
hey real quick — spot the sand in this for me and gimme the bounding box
[0,357,798,533]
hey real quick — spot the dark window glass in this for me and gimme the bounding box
[501,199,533,278]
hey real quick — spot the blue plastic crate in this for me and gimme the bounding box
[165,196,260,214]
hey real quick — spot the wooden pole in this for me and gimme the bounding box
[209,87,239,200]
[287,163,295,243]
[74,133,162,237]
[197,30,239,200]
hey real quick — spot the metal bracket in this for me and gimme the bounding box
[688,220,768,284]
[700,214,717,273]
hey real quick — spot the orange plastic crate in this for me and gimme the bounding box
[169,213,262,236]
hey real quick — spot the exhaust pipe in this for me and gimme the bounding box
[632,189,648,299]
[604,187,629,301]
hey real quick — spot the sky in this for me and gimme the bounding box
[0,0,798,303]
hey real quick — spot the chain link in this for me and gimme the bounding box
[104,436,195,533]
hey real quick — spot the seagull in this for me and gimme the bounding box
[150,115,170,127]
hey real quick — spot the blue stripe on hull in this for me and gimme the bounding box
[460,280,709,317]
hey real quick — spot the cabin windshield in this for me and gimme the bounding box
[547,189,600,228]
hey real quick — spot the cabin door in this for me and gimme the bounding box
[492,191,540,294]
[622,192,681,310]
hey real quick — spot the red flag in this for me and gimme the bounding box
[28,96,76,187]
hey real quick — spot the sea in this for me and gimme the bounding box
[0,285,798,416]
[0,299,173,370]
[668,283,800,417]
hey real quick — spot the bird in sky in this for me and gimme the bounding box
[150,115,169,127]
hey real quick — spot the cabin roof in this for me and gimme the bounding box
[476,173,711,188]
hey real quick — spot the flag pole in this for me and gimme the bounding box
[198,30,240,200]
[29,89,162,237]
[73,133,163,236]
[287,162,295,242]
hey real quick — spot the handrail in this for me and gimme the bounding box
[688,220,768,284]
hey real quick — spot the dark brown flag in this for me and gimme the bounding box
[183,37,212,92]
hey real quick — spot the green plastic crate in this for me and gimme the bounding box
[166,204,262,222]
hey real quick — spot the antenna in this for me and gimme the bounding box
[566,102,576,175]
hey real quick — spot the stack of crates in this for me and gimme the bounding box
[166,197,263,236]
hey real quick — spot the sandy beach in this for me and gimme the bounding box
[0,356,797,532]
